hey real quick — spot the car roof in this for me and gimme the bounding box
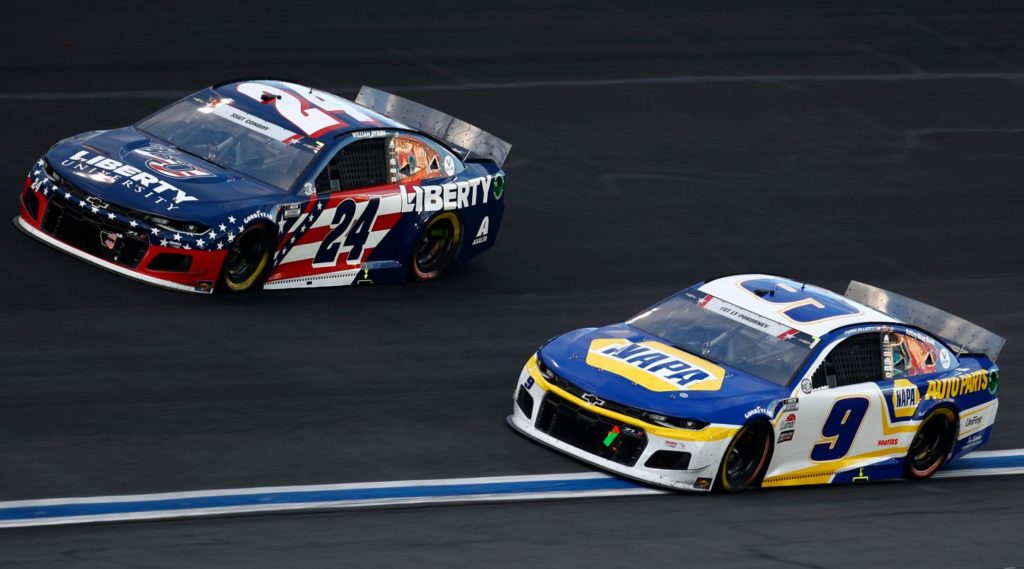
[209,79,410,142]
[697,273,898,338]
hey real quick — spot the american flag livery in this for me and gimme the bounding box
[265,187,405,290]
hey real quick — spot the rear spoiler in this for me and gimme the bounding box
[355,86,511,167]
[845,281,1006,362]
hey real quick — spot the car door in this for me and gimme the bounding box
[265,135,406,288]
[765,329,898,485]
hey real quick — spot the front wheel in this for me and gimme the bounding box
[716,421,772,493]
[904,408,957,480]
[410,212,462,281]
[219,226,273,293]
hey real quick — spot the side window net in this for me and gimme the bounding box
[318,138,388,192]
[812,333,883,388]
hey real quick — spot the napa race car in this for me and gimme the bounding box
[16,79,510,293]
[509,274,1005,492]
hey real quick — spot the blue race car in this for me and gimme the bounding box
[17,79,510,293]
[509,274,1004,492]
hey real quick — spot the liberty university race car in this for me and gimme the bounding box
[509,274,1004,492]
[16,79,510,293]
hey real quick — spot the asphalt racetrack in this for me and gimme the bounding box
[2,3,1023,567]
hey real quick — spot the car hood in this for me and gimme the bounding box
[538,323,790,424]
[44,127,284,220]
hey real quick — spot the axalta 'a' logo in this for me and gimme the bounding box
[585,339,725,393]
[924,370,989,400]
[891,379,919,418]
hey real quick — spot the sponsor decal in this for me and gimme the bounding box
[100,230,121,250]
[282,203,302,219]
[781,413,796,430]
[443,154,456,177]
[777,430,794,443]
[664,440,680,448]
[800,378,812,394]
[132,145,213,179]
[63,150,197,212]
[694,478,712,490]
[745,407,770,419]
[963,415,983,428]
[472,216,490,245]
[399,176,494,213]
[962,432,984,450]
[782,397,799,412]
[891,379,919,419]
[586,339,725,393]
[988,368,1000,395]
[492,176,505,200]
[877,437,899,447]
[924,370,989,400]
[939,348,952,370]
[882,333,895,379]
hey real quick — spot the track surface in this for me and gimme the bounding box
[2,2,1023,567]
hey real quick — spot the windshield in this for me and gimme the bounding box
[136,97,316,191]
[627,289,814,386]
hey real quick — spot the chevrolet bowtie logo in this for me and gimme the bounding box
[581,393,605,407]
[86,196,107,208]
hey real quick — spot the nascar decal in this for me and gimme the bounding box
[890,379,919,418]
[132,145,213,179]
[399,175,500,213]
[585,339,725,392]
[267,191,403,285]
[61,150,197,211]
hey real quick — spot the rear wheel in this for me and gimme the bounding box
[219,226,273,292]
[716,421,772,492]
[904,408,957,479]
[411,212,462,281]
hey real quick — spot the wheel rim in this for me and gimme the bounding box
[415,214,459,275]
[908,412,951,475]
[724,425,769,490]
[224,229,269,290]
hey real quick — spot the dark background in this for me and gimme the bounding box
[1,2,1022,567]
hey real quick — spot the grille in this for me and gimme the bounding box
[41,194,149,268]
[516,386,534,419]
[337,138,388,190]
[536,392,647,467]
[644,450,692,470]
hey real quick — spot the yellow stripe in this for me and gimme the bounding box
[762,447,908,487]
[526,356,738,443]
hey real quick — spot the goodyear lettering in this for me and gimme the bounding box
[399,175,495,213]
[925,370,989,400]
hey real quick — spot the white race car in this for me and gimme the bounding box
[509,274,1004,492]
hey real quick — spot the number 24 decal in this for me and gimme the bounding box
[811,397,869,462]
[312,198,380,268]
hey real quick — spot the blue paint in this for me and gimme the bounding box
[0,476,640,522]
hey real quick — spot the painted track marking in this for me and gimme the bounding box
[0,450,1021,528]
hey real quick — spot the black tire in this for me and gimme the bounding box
[410,212,462,281]
[904,408,957,480]
[716,421,772,493]
[218,226,274,293]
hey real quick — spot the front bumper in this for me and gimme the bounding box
[18,174,226,294]
[508,356,738,492]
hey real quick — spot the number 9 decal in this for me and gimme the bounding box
[811,396,869,462]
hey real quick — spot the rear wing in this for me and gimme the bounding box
[845,281,1006,362]
[355,86,511,167]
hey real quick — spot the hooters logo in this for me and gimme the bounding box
[133,146,213,179]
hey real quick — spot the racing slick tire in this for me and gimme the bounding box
[716,420,773,493]
[904,407,957,480]
[219,225,275,293]
[411,212,462,281]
